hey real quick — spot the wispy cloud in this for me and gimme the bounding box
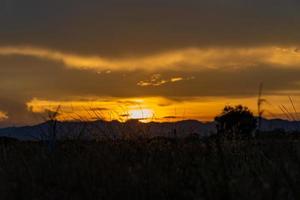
[0,111,8,121]
[170,77,183,82]
[137,74,194,87]
[137,74,166,86]
[1,46,300,72]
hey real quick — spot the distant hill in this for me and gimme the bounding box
[262,118,300,131]
[0,118,299,140]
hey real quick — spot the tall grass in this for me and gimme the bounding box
[0,133,299,199]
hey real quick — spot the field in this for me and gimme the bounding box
[0,134,299,200]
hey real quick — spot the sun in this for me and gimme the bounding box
[128,109,154,120]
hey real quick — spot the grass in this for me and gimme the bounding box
[0,134,299,200]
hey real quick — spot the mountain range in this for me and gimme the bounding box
[0,118,299,141]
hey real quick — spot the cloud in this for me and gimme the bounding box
[3,55,300,100]
[137,74,166,86]
[2,46,300,72]
[163,116,179,119]
[1,0,300,57]
[171,77,184,82]
[0,111,8,121]
[3,54,300,100]
[137,74,194,87]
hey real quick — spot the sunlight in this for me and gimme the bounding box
[26,95,296,123]
[128,109,154,120]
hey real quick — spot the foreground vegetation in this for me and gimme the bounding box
[0,133,299,200]
[0,105,298,199]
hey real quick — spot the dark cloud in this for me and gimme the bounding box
[1,56,300,100]
[1,0,300,56]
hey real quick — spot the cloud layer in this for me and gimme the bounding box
[1,46,300,71]
[1,0,300,56]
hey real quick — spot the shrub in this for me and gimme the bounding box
[215,105,257,137]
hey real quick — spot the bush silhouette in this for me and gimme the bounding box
[215,105,257,137]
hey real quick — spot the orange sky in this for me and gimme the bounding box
[25,95,300,123]
[1,0,300,126]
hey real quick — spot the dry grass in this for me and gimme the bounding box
[0,134,299,200]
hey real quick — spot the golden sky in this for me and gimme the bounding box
[1,0,300,126]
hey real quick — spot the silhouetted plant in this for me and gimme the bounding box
[45,106,61,152]
[257,82,266,131]
[215,105,257,137]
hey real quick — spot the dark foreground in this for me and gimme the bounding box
[0,135,299,200]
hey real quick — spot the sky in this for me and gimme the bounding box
[1,0,300,126]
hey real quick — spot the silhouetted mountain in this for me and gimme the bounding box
[0,118,298,140]
[260,118,300,132]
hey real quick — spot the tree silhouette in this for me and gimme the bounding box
[215,105,257,137]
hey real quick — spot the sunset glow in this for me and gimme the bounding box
[128,109,154,120]
[21,95,300,125]
[1,0,300,127]
[2,1,300,199]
